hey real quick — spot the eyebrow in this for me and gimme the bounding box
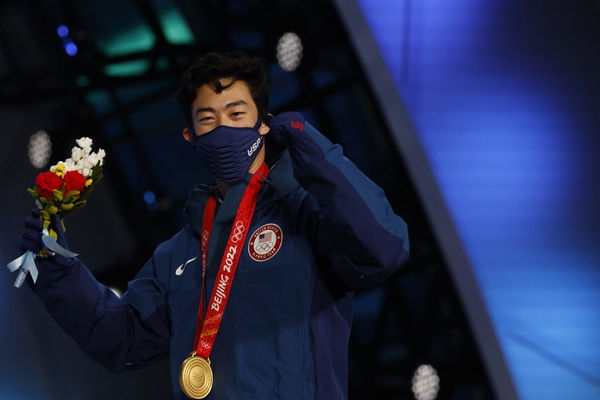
[194,100,248,115]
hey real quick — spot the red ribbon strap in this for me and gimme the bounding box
[192,162,270,358]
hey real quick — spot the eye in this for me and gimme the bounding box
[199,116,214,122]
[232,111,245,117]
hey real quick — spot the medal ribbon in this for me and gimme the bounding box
[192,194,217,345]
[192,162,270,359]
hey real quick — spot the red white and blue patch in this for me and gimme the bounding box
[248,223,283,262]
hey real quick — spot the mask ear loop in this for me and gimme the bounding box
[254,115,266,131]
[264,113,274,126]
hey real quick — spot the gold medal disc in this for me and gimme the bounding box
[179,354,213,399]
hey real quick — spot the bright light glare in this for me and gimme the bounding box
[57,25,69,38]
[65,41,78,56]
[276,32,303,72]
[412,364,440,400]
[28,130,52,169]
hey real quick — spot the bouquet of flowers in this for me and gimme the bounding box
[7,137,106,288]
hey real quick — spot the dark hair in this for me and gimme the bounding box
[175,51,269,130]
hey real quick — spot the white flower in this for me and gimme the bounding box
[76,137,93,150]
[71,147,83,162]
[88,154,98,166]
[81,158,93,169]
[64,158,76,171]
[95,149,106,166]
[55,137,105,177]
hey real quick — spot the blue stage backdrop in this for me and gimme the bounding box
[336,0,600,399]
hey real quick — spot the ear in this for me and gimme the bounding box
[182,127,195,144]
[258,122,270,136]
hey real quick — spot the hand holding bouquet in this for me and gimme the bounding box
[7,137,105,288]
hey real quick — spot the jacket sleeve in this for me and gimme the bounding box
[27,248,171,372]
[290,122,410,289]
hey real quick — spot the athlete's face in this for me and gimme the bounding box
[182,78,270,142]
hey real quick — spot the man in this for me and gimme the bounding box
[19,51,409,399]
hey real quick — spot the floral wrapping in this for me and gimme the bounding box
[28,137,105,242]
[7,137,105,288]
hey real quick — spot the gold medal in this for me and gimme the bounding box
[179,353,213,399]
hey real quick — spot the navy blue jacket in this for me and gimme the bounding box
[27,122,409,399]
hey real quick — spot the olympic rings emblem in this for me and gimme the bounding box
[257,242,273,252]
[248,223,283,262]
[231,221,245,243]
[201,231,210,247]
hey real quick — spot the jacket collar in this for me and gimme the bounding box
[183,150,298,238]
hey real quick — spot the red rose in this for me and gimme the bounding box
[35,172,63,200]
[64,170,87,196]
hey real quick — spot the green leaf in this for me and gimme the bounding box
[90,165,104,184]
[40,209,50,220]
[73,200,88,208]
[64,190,80,203]
[27,188,39,199]
[52,189,64,201]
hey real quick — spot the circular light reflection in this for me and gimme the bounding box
[276,32,303,72]
[57,25,69,38]
[64,41,78,56]
[412,364,440,400]
[28,130,52,169]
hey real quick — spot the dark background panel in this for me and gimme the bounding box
[1,1,494,399]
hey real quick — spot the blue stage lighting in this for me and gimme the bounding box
[56,25,69,38]
[64,41,78,56]
[143,190,156,204]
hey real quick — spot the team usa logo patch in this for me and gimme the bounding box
[248,223,283,262]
